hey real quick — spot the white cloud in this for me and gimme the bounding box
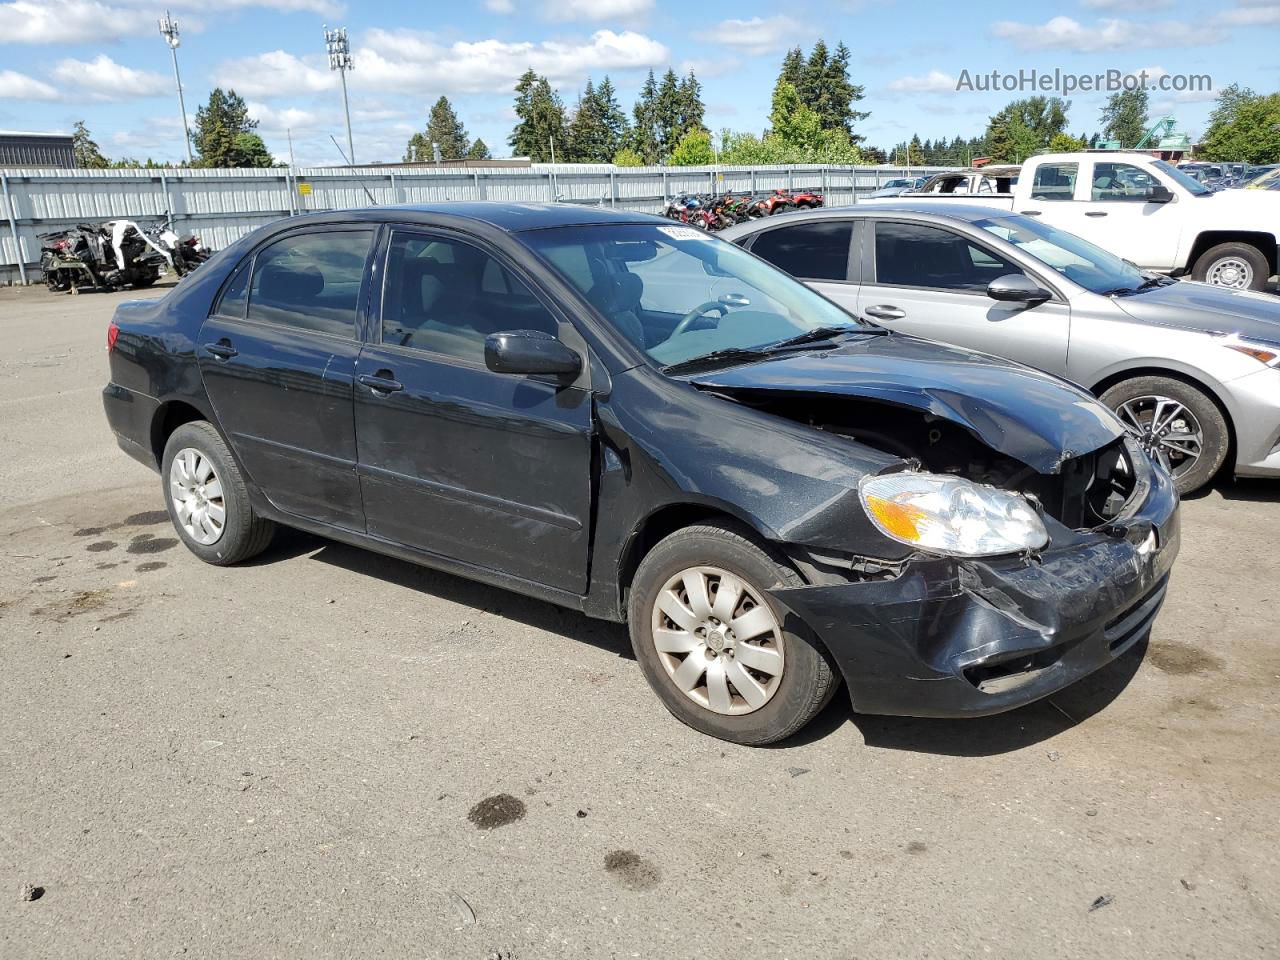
[888,70,958,93]
[992,15,1224,51]
[247,101,323,134]
[0,68,57,100]
[50,55,169,101]
[485,0,514,10]
[542,0,651,20]
[212,51,336,99]
[1217,0,1280,25]
[0,0,152,43]
[709,16,804,55]
[355,28,667,94]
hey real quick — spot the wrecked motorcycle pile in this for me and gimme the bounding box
[39,218,209,293]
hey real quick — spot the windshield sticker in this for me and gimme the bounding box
[657,225,706,242]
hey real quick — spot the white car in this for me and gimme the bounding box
[862,152,1280,292]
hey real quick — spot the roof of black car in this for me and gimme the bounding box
[387,201,661,231]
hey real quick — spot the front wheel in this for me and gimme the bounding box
[1099,376,1229,495]
[628,523,839,745]
[1191,242,1271,292]
[161,421,275,565]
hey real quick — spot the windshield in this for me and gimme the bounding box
[974,214,1147,295]
[523,223,869,368]
[884,179,910,188]
[1153,160,1211,196]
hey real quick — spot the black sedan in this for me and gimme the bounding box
[103,203,1179,745]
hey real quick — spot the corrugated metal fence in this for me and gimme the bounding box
[0,163,954,285]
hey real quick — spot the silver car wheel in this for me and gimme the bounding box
[650,566,785,716]
[1114,396,1204,479]
[169,447,226,545]
[1205,256,1253,289]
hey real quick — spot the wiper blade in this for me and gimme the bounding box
[763,324,877,349]
[662,347,767,375]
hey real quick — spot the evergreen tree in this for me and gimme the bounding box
[1100,88,1149,148]
[654,68,683,159]
[404,133,429,162]
[466,138,492,160]
[426,96,471,160]
[567,80,608,162]
[676,73,706,139]
[596,76,629,161]
[71,120,109,169]
[509,68,567,162]
[193,88,272,167]
[774,41,868,141]
[629,70,661,164]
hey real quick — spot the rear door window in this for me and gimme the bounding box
[749,220,854,281]
[247,230,373,338]
[1030,163,1078,201]
[873,222,1023,292]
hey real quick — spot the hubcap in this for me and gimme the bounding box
[169,447,226,545]
[1114,396,1204,480]
[650,566,784,716]
[1206,256,1253,290]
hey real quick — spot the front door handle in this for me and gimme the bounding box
[1019,209,1041,217]
[864,304,906,321]
[1084,211,1108,218]
[358,371,404,395]
[203,340,238,360]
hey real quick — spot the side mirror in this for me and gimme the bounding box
[1148,185,1174,203]
[987,274,1052,304]
[484,329,581,377]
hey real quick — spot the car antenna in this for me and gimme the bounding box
[329,134,378,207]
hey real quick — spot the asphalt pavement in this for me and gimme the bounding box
[1,282,1277,959]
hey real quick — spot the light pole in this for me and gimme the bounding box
[158,11,193,165]
[324,25,355,167]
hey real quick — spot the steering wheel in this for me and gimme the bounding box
[669,300,729,340]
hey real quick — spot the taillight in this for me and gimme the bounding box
[107,322,119,354]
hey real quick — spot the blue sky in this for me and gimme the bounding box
[0,0,1276,166]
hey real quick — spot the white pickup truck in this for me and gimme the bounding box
[861,152,1280,291]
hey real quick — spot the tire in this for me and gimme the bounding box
[1191,242,1271,292]
[161,421,275,565]
[628,522,839,745]
[1098,376,1229,495]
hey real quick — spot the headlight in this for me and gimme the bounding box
[859,472,1049,557]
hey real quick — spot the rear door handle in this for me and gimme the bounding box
[358,372,404,395]
[864,304,906,321]
[203,340,238,360]
[1019,210,1041,216]
[1084,211,1108,218]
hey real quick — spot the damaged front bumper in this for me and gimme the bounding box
[770,461,1180,718]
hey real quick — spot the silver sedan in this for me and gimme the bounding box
[722,204,1280,494]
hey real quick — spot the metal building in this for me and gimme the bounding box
[0,132,76,169]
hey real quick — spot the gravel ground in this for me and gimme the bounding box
[1,282,1278,960]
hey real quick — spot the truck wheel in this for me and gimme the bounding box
[1099,376,1229,495]
[628,522,839,745]
[1191,242,1270,291]
[161,421,275,565]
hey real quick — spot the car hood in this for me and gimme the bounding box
[1113,280,1280,343]
[687,334,1124,474]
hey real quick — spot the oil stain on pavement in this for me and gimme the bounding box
[1148,642,1224,676]
[126,535,177,555]
[123,511,168,526]
[86,541,116,553]
[604,850,661,890]
[467,794,526,830]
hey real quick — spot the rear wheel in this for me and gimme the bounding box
[628,523,838,745]
[1191,242,1270,291]
[161,421,275,565]
[1098,376,1229,495]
